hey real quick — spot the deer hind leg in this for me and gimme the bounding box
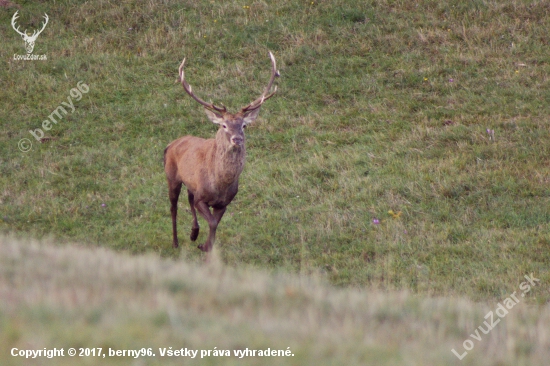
[168,181,182,248]
[195,202,226,252]
[187,190,200,241]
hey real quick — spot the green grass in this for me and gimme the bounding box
[1,0,550,305]
[1,235,549,366]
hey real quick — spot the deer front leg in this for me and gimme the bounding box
[195,202,226,252]
[187,190,200,241]
[168,181,182,248]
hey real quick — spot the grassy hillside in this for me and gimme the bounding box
[1,0,550,302]
[1,235,549,366]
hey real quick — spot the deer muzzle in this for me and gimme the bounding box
[231,136,244,146]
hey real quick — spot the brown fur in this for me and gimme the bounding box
[164,110,258,251]
[165,53,277,252]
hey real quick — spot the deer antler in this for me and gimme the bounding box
[11,11,27,38]
[179,58,227,114]
[30,13,49,39]
[11,11,48,39]
[241,51,280,113]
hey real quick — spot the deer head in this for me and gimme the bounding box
[11,11,49,54]
[178,52,279,151]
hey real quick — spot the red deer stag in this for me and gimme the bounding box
[164,52,279,251]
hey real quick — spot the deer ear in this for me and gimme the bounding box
[204,108,224,125]
[242,107,261,126]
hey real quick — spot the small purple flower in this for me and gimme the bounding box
[101,203,106,207]
[449,78,454,82]
[372,218,380,225]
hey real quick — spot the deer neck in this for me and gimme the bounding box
[212,132,246,187]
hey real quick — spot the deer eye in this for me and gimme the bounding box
[242,124,247,129]
[222,124,227,129]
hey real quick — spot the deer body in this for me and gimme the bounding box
[165,53,278,252]
[166,130,244,207]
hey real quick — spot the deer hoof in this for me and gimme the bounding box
[197,243,211,252]
[190,227,199,241]
[173,240,179,249]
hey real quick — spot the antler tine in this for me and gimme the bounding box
[241,51,280,112]
[179,58,226,114]
[34,13,49,37]
[11,11,27,37]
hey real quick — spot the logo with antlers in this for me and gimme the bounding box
[11,11,49,54]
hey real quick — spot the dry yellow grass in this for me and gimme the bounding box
[0,235,549,365]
